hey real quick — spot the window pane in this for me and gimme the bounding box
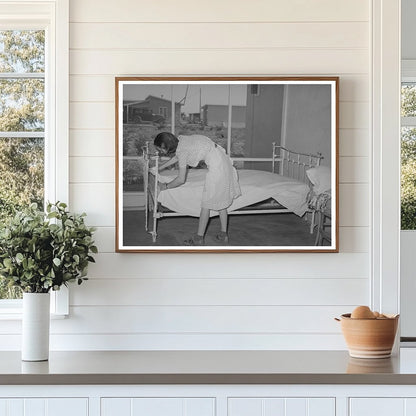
[401,83,416,117]
[0,30,45,73]
[401,126,416,230]
[0,78,44,131]
[0,137,44,218]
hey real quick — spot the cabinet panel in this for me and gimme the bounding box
[185,398,215,416]
[102,398,215,416]
[350,398,405,416]
[286,398,307,416]
[228,398,335,416]
[132,398,183,416]
[0,399,87,416]
[48,398,88,416]
[101,398,131,416]
[309,398,335,416]
[228,398,262,416]
[24,400,45,416]
[264,399,285,415]
[405,398,416,415]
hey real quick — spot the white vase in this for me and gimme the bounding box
[22,292,50,361]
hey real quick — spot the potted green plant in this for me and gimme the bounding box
[0,202,97,361]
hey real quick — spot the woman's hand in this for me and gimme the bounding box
[158,182,168,192]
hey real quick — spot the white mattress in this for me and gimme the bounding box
[157,169,309,217]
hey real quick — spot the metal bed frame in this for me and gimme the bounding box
[142,142,323,243]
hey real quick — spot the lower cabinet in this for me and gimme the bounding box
[3,386,416,416]
[350,398,416,416]
[0,398,88,416]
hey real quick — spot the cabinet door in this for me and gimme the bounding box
[228,398,335,416]
[0,398,88,416]
[350,398,416,416]
[350,398,404,416]
[101,398,215,416]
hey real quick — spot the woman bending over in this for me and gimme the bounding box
[154,132,241,245]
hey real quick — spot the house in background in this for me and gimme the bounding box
[201,104,246,128]
[124,95,181,124]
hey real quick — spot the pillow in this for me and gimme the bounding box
[306,166,331,194]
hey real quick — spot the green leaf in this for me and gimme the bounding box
[53,258,61,266]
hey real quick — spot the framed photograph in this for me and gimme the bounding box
[115,77,338,253]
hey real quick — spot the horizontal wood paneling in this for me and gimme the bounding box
[70,103,114,129]
[69,183,115,226]
[339,156,369,183]
[339,226,369,252]
[69,0,369,23]
[69,130,115,157]
[0,306,354,335]
[92,227,115,253]
[91,225,369,254]
[339,129,369,157]
[70,75,369,103]
[339,184,369,227]
[70,49,368,76]
[70,278,368,306]
[85,252,369,279]
[0,333,347,350]
[69,157,114,183]
[70,22,368,50]
[49,306,353,334]
[339,102,369,129]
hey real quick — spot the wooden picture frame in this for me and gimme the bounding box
[115,77,339,253]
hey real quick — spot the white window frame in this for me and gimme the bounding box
[0,0,69,317]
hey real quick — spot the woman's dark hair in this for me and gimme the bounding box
[154,132,179,155]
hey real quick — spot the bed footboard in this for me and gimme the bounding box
[142,143,161,243]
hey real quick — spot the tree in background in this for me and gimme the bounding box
[401,127,416,230]
[401,84,416,230]
[0,30,44,221]
[0,30,45,298]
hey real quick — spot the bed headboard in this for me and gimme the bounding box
[272,143,323,183]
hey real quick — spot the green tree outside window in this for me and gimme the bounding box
[0,30,45,299]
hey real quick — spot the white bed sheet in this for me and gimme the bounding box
[157,169,309,217]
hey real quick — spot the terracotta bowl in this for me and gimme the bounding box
[337,313,399,359]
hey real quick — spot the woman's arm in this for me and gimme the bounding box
[158,155,178,171]
[160,165,187,190]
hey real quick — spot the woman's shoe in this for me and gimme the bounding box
[215,231,229,244]
[184,234,204,246]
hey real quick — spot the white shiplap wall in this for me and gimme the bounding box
[55,0,371,350]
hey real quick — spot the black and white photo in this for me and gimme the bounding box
[115,77,338,252]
